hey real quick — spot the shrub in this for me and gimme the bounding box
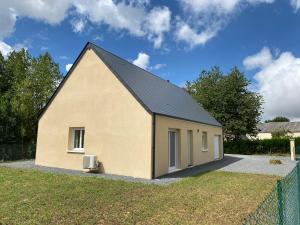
[224,137,300,155]
[269,159,282,164]
[0,142,36,161]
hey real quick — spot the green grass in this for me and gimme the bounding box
[0,167,278,225]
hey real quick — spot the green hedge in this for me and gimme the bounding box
[0,142,36,161]
[224,137,300,155]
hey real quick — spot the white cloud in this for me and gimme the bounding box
[74,0,171,48]
[153,63,166,70]
[132,52,150,69]
[181,0,274,13]
[181,0,239,14]
[0,0,72,39]
[0,41,13,58]
[176,0,274,47]
[132,52,166,70]
[144,6,171,48]
[0,41,29,58]
[0,0,171,48]
[291,0,300,10]
[60,56,69,60]
[175,20,217,48]
[74,0,145,36]
[243,47,273,70]
[0,0,277,49]
[248,0,274,3]
[66,63,73,72]
[94,35,104,41]
[71,18,86,33]
[0,8,17,40]
[244,47,300,120]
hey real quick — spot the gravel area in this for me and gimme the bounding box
[0,154,297,185]
[218,154,297,177]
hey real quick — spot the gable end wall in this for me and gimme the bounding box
[36,49,152,179]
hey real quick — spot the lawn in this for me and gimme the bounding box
[0,167,277,225]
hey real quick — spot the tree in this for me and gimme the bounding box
[265,116,290,123]
[5,50,32,142]
[0,52,10,143]
[0,49,62,146]
[186,67,263,140]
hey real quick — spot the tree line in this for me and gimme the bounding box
[0,49,62,149]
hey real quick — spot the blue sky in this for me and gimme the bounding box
[1,0,300,120]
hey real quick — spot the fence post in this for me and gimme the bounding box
[277,180,284,225]
[297,163,300,224]
[290,138,296,161]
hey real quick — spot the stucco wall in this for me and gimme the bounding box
[256,133,272,140]
[36,49,152,179]
[155,115,223,177]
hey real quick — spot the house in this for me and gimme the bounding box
[256,122,300,139]
[35,42,223,179]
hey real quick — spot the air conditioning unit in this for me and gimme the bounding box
[83,155,98,170]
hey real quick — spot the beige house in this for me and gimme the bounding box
[36,42,223,179]
[256,122,300,139]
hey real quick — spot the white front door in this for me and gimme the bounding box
[214,135,220,160]
[187,130,193,166]
[168,131,178,171]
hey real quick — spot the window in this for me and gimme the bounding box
[202,132,208,151]
[72,128,85,150]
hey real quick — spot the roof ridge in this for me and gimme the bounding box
[88,42,186,92]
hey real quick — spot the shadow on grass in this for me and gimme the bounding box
[158,155,243,179]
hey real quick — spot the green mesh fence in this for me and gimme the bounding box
[243,163,300,225]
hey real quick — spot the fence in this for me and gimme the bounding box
[243,162,300,225]
[0,142,36,161]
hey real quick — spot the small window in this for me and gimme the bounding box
[73,128,85,150]
[202,132,208,151]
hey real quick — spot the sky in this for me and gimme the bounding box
[1,0,300,121]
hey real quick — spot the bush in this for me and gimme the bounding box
[0,142,36,161]
[269,159,282,164]
[224,137,300,155]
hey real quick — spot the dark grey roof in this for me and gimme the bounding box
[90,43,221,127]
[258,122,300,133]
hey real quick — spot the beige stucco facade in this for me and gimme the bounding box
[155,115,223,177]
[36,48,153,179]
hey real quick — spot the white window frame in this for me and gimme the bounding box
[202,131,208,152]
[71,128,85,152]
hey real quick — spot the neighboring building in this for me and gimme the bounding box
[256,122,300,139]
[36,42,223,179]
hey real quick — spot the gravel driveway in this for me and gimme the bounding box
[218,154,297,177]
[0,154,297,185]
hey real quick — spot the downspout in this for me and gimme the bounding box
[151,113,156,179]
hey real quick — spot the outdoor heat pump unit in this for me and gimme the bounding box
[83,155,98,170]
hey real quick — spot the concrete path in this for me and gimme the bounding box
[0,154,297,185]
